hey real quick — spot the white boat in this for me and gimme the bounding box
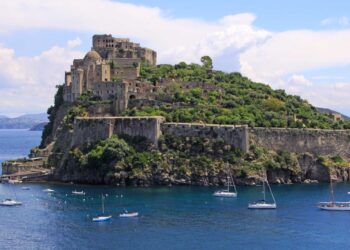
[248,175,276,209]
[318,178,350,211]
[92,195,112,222]
[119,211,139,218]
[213,175,237,197]
[72,190,85,195]
[213,165,238,197]
[318,202,350,211]
[0,199,22,206]
[92,215,112,222]
[8,179,22,184]
[43,189,55,193]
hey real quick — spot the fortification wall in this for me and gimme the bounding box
[161,123,249,152]
[72,116,165,147]
[250,128,350,158]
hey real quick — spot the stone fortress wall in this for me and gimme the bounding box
[71,117,249,152]
[161,122,249,153]
[72,116,165,147]
[72,116,350,158]
[250,127,350,158]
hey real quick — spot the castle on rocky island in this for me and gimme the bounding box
[63,34,219,115]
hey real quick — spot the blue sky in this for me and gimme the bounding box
[0,0,350,117]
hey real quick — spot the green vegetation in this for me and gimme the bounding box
[318,155,350,168]
[134,56,350,129]
[40,85,64,148]
[69,133,304,184]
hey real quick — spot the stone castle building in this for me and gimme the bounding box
[63,34,157,113]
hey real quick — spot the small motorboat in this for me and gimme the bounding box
[0,199,22,206]
[21,187,30,190]
[92,215,112,222]
[318,202,350,211]
[119,211,139,218]
[43,189,55,193]
[92,195,112,222]
[72,190,85,195]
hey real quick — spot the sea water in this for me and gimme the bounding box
[0,129,350,250]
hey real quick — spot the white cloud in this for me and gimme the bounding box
[0,42,84,115]
[67,37,82,48]
[0,0,270,66]
[321,16,349,27]
[239,29,350,84]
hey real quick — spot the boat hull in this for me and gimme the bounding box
[92,216,112,222]
[0,200,22,206]
[248,203,276,209]
[119,212,139,218]
[213,191,237,197]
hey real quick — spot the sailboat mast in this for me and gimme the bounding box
[102,195,105,214]
[266,180,276,204]
[330,175,335,204]
[262,180,266,201]
[227,176,230,192]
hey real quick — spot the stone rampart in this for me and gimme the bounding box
[250,128,350,158]
[72,116,165,147]
[161,123,249,152]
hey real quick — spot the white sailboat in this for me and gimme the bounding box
[248,175,276,209]
[92,195,112,222]
[318,177,350,211]
[213,174,237,197]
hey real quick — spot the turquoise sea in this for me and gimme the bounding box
[1,129,350,250]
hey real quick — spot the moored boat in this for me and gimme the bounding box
[92,195,112,222]
[318,177,350,211]
[119,211,139,218]
[248,173,276,209]
[213,165,238,197]
[0,199,22,206]
[318,202,350,211]
[72,190,85,195]
[43,189,55,193]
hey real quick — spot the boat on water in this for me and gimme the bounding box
[318,202,350,211]
[92,195,112,222]
[318,178,350,211]
[0,199,22,206]
[21,187,30,190]
[43,189,55,193]
[248,174,276,209]
[213,173,237,197]
[72,190,85,195]
[119,211,139,218]
[8,179,22,184]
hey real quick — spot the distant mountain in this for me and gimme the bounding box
[0,113,48,129]
[29,122,48,131]
[316,107,350,121]
[0,115,8,118]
